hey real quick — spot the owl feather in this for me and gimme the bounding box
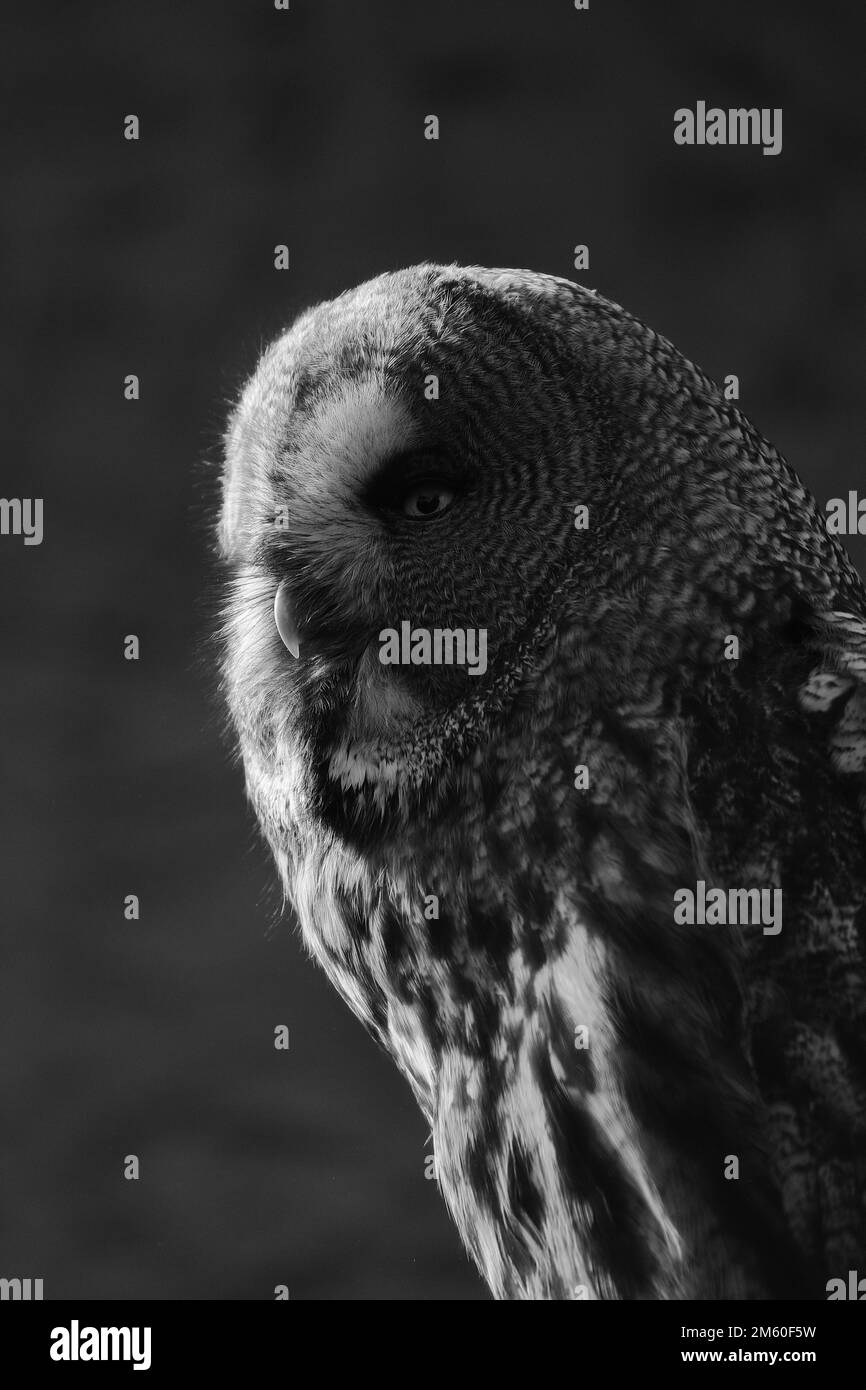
[218,264,866,1299]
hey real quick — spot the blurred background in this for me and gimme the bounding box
[1,0,864,1299]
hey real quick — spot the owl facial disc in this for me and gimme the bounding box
[274,580,300,659]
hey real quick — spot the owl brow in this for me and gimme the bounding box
[364,447,469,502]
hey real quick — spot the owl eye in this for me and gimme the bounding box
[400,481,456,519]
[364,451,465,520]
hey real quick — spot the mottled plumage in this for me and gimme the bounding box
[218,264,866,1299]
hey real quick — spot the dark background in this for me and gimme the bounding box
[2,0,864,1299]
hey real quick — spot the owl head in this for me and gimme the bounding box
[218,262,840,837]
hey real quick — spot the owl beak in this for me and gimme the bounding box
[274,581,301,659]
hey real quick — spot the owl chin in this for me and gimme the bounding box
[321,647,421,746]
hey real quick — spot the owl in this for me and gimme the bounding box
[218,263,866,1300]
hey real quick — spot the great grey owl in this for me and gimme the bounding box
[218,263,866,1300]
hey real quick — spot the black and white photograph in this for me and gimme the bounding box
[3,0,866,1365]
